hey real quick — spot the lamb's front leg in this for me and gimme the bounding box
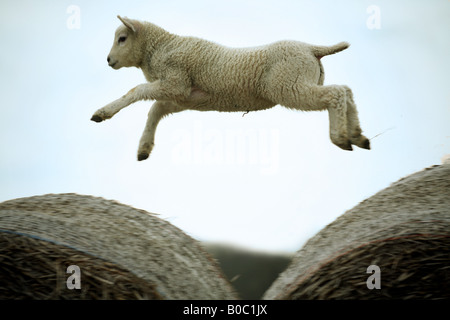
[91,81,165,122]
[137,101,183,161]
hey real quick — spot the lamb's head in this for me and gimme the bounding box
[107,16,144,69]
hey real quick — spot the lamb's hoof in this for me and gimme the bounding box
[138,152,149,161]
[343,145,353,151]
[351,136,371,150]
[339,140,353,151]
[91,115,103,123]
[362,138,371,150]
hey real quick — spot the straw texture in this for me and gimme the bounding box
[264,163,450,299]
[0,193,236,300]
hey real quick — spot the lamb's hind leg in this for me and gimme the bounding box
[323,85,353,150]
[343,86,370,150]
[137,101,182,161]
[274,84,352,151]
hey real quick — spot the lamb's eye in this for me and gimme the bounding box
[118,36,127,44]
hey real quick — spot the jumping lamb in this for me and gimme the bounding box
[91,16,370,161]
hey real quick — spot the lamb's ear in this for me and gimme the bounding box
[117,15,140,33]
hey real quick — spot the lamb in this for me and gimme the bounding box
[91,16,370,161]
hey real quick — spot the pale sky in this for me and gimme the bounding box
[1,0,449,252]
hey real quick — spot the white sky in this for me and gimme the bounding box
[1,0,449,253]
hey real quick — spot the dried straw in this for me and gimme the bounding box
[264,164,450,300]
[0,194,237,300]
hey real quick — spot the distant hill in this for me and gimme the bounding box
[203,243,292,299]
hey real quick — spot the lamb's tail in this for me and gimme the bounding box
[311,42,350,59]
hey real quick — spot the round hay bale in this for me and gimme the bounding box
[0,193,237,300]
[264,163,450,300]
